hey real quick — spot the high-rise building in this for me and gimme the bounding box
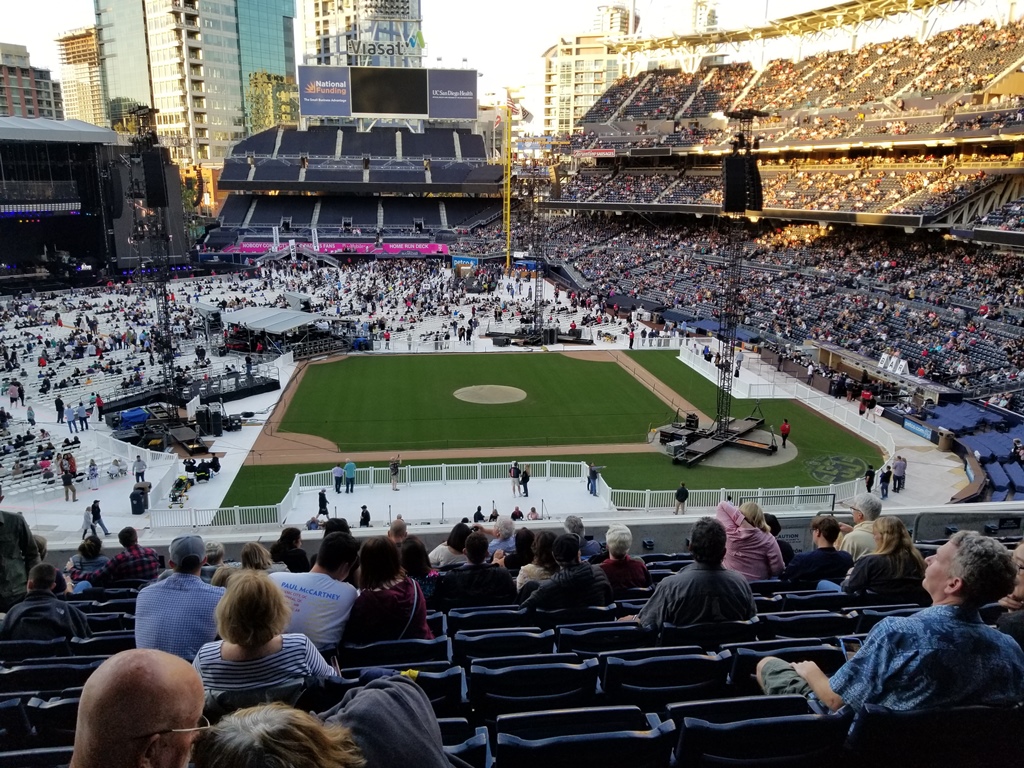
[301,0,357,65]
[95,0,296,164]
[0,43,64,120]
[541,5,634,135]
[57,27,104,126]
[300,0,425,67]
[95,0,153,129]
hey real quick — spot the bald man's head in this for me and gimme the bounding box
[71,649,205,768]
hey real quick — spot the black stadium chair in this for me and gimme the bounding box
[447,607,527,633]
[845,702,1024,767]
[728,645,846,696]
[469,657,599,721]
[675,712,851,765]
[70,633,135,656]
[555,622,655,657]
[0,663,102,695]
[661,618,759,649]
[760,612,857,640]
[452,628,554,666]
[0,745,75,768]
[83,612,127,633]
[25,698,79,747]
[533,605,617,630]
[0,639,70,664]
[495,706,675,768]
[602,652,732,708]
[0,698,34,750]
[338,637,450,669]
[437,718,490,768]
[666,694,816,728]
[673,707,853,767]
[594,644,703,677]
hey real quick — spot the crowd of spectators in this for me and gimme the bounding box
[549,213,1024,392]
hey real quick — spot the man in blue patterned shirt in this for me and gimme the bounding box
[756,530,1024,711]
[134,535,225,661]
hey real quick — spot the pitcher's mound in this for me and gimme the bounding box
[454,385,527,404]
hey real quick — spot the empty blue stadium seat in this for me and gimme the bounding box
[469,657,599,720]
[437,718,489,768]
[452,628,554,666]
[533,605,617,630]
[555,622,655,657]
[0,640,70,664]
[496,706,675,768]
[339,636,450,669]
[661,618,760,649]
[674,707,853,766]
[447,607,527,633]
[760,612,857,640]
[69,633,135,656]
[24,698,78,747]
[603,652,732,708]
[0,745,75,768]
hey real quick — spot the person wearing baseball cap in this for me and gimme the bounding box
[134,534,226,661]
[520,533,613,611]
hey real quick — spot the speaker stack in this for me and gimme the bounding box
[141,147,169,208]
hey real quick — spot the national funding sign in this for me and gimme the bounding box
[298,66,477,119]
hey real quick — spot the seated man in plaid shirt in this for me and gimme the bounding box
[69,527,161,586]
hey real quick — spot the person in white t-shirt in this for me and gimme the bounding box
[270,531,360,652]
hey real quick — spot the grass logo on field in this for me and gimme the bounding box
[805,455,868,484]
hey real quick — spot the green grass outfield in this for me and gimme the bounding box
[222,350,882,506]
[278,354,674,451]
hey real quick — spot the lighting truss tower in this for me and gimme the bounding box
[125,107,178,400]
[530,221,545,332]
[713,109,761,438]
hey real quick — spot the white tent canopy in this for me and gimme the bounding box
[222,307,319,335]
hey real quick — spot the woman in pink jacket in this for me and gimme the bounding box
[715,500,784,580]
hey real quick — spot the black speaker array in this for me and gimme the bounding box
[722,156,748,214]
[721,155,764,214]
[745,154,763,212]
[142,148,169,209]
[104,165,124,219]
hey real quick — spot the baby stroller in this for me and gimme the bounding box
[169,475,193,508]
[194,460,211,483]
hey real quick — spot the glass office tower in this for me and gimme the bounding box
[94,0,154,128]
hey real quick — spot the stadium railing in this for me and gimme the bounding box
[147,459,865,529]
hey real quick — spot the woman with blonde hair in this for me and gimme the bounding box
[192,675,454,768]
[842,516,928,600]
[239,542,286,573]
[192,569,333,691]
[716,499,784,580]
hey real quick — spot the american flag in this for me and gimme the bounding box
[506,91,520,115]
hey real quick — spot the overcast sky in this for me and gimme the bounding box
[5,0,1008,111]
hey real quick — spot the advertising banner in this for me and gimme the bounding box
[427,69,478,119]
[298,66,476,119]
[573,148,616,158]
[298,66,352,118]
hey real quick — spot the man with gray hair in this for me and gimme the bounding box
[757,530,1024,712]
[599,523,652,591]
[564,514,601,558]
[486,516,516,559]
[838,492,882,561]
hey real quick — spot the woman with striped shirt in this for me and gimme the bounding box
[193,569,333,691]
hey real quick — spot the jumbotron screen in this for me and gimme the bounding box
[298,66,477,119]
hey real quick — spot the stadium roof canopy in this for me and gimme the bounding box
[0,116,119,145]
[608,0,958,53]
[222,307,320,335]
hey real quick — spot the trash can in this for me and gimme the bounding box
[134,481,152,509]
[937,428,954,452]
[130,489,147,516]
